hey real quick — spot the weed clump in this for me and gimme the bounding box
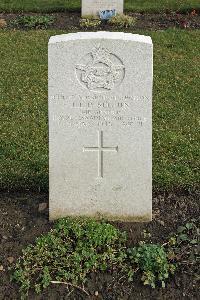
[10,15,55,29]
[12,218,126,298]
[127,243,176,288]
[12,218,177,298]
[108,14,136,28]
[167,219,199,267]
[79,18,101,28]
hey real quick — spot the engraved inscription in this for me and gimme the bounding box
[83,131,118,178]
[49,94,150,103]
[50,94,150,128]
[76,45,125,92]
[82,0,123,16]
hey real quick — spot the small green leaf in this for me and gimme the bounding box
[186,223,193,230]
[190,239,197,244]
[179,234,188,241]
[177,226,186,233]
[169,237,176,245]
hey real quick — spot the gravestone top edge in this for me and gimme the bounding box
[48,32,152,45]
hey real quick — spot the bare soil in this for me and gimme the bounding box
[0,190,199,299]
[0,11,200,30]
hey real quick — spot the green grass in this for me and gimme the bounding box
[0,29,199,191]
[0,0,199,13]
[126,0,200,13]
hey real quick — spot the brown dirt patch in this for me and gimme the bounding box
[0,190,199,299]
[0,11,200,31]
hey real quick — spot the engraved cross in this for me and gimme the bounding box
[83,131,118,178]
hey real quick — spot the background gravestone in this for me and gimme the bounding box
[82,0,124,17]
[48,32,153,221]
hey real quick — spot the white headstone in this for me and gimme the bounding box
[82,0,123,17]
[48,32,153,221]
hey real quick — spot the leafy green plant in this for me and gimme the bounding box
[80,18,101,28]
[127,243,176,288]
[12,218,127,298]
[108,14,136,28]
[13,218,192,298]
[10,15,55,29]
[167,219,199,265]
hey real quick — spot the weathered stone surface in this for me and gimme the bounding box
[48,32,153,221]
[82,0,123,17]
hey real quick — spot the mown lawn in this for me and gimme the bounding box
[0,29,199,192]
[0,0,199,13]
